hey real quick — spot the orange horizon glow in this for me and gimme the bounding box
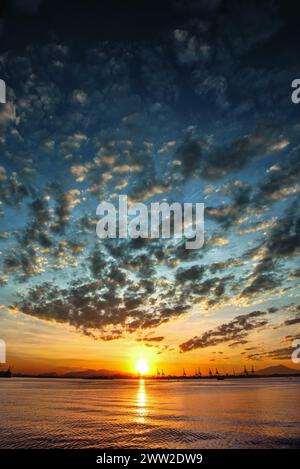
[3,352,300,377]
[2,312,300,377]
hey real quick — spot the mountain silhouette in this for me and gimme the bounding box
[257,365,300,375]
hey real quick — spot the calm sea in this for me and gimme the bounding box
[0,377,299,449]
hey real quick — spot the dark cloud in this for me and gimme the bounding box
[175,138,205,177]
[240,204,300,298]
[283,316,300,326]
[228,339,248,347]
[206,180,253,227]
[203,129,281,180]
[15,242,191,336]
[247,346,294,361]
[264,205,300,257]
[179,310,267,352]
[255,152,300,205]
[175,265,205,283]
[137,336,164,342]
[268,307,279,314]
[0,168,30,207]
[175,127,284,180]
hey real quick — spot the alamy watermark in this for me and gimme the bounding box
[292,339,300,364]
[0,79,6,104]
[96,196,204,249]
[291,79,300,103]
[0,339,6,363]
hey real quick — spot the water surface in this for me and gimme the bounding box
[0,377,299,448]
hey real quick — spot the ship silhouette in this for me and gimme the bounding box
[0,366,12,378]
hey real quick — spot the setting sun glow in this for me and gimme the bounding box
[136,359,149,375]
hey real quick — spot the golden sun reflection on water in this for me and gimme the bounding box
[136,378,147,422]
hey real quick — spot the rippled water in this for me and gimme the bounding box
[0,377,299,449]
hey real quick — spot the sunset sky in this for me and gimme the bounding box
[0,0,300,376]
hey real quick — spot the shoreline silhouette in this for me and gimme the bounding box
[6,364,300,380]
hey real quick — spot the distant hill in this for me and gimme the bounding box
[61,368,132,378]
[14,368,133,379]
[257,365,300,375]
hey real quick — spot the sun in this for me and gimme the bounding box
[136,359,149,376]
